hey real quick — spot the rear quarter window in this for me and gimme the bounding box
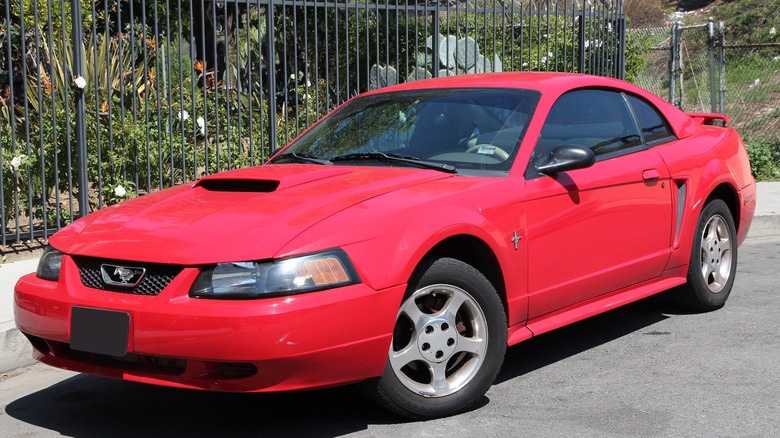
[626,94,676,145]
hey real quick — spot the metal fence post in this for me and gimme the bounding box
[70,0,89,218]
[578,7,586,73]
[266,0,278,152]
[708,17,717,113]
[718,21,726,114]
[669,23,678,106]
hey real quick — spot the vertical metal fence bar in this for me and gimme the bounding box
[220,0,230,169]
[165,1,175,181]
[669,25,677,104]
[0,0,9,244]
[718,21,725,114]
[304,3,310,127]
[10,0,23,240]
[178,1,188,179]
[117,1,127,187]
[707,17,716,113]
[89,1,102,209]
[32,0,49,239]
[102,0,113,203]
[19,1,32,238]
[188,0,199,176]
[292,1,300,139]
[62,0,75,219]
[130,1,141,194]
[141,0,152,191]
[266,1,277,152]
[247,0,257,165]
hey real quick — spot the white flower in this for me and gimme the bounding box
[541,56,548,64]
[73,75,86,89]
[10,155,25,170]
[178,110,189,122]
[522,62,528,68]
[773,56,780,62]
[197,117,205,135]
[114,185,127,197]
[771,27,777,36]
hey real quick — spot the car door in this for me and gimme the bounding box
[524,89,673,319]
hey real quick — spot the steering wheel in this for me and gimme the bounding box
[465,144,510,161]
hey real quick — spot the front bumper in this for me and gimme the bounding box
[14,255,404,392]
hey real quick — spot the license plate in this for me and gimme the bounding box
[70,307,130,357]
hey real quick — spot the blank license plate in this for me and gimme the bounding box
[71,307,130,357]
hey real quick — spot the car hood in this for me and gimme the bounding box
[51,164,453,265]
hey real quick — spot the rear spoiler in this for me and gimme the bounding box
[687,112,731,126]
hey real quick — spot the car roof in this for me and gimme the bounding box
[363,72,621,95]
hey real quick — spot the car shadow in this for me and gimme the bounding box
[5,295,675,435]
[495,293,673,384]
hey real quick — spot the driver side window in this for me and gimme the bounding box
[534,89,643,161]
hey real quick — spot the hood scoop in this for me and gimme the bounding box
[195,179,280,193]
[193,165,354,192]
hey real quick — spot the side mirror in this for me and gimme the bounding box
[535,144,596,174]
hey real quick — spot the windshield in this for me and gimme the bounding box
[273,88,541,174]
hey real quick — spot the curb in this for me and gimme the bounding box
[746,215,780,239]
[0,322,33,374]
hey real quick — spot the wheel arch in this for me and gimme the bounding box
[704,183,740,235]
[418,235,509,320]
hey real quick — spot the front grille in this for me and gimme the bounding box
[73,256,184,296]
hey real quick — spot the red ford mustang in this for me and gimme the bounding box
[15,73,756,419]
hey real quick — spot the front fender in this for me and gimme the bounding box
[275,177,527,322]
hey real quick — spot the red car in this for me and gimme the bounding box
[15,73,755,419]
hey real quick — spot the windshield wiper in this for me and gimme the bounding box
[270,152,333,165]
[330,152,457,174]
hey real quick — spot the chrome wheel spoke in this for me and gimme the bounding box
[390,341,426,373]
[439,290,468,321]
[457,335,484,356]
[430,361,450,392]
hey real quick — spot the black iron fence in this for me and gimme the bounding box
[1,0,625,245]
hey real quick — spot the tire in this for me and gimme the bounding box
[678,199,738,312]
[362,257,507,419]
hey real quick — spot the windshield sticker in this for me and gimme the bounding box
[477,145,496,155]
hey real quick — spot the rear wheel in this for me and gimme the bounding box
[679,199,738,311]
[362,257,507,419]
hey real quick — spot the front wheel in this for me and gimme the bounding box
[362,257,507,419]
[678,199,738,311]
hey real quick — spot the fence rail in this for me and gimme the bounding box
[1,0,625,245]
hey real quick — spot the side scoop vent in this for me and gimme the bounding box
[675,181,687,241]
[195,179,280,193]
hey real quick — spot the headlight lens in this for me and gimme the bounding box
[189,250,359,299]
[37,246,64,281]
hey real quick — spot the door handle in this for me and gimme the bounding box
[642,169,660,181]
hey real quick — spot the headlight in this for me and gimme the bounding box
[37,246,64,281]
[189,249,359,299]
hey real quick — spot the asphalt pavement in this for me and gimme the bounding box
[1,182,778,373]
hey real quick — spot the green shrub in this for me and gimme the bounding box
[746,142,780,181]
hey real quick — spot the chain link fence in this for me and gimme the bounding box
[631,24,780,181]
